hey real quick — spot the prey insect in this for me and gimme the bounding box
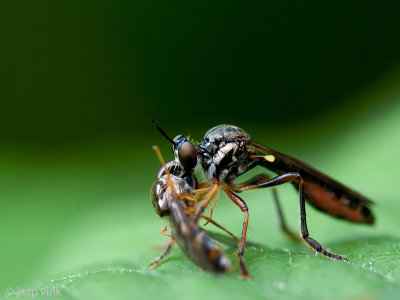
[150,132,233,272]
[195,124,375,278]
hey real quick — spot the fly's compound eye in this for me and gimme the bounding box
[173,135,197,171]
[178,141,197,171]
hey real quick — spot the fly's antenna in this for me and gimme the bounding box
[152,119,177,147]
[152,145,177,195]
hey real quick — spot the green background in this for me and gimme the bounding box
[1,1,400,299]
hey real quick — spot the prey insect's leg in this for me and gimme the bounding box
[160,224,172,238]
[235,173,346,261]
[201,215,239,246]
[194,182,220,223]
[222,186,251,279]
[232,174,297,241]
[150,239,175,268]
[180,193,198,203]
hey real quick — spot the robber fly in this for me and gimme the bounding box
[149,123,233,273]
[195,124,374,278]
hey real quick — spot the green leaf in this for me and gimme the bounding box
[32,237,400,300]
[2,75,400,300]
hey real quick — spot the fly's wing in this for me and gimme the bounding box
[251,141,374,224]
[169,195,231,273]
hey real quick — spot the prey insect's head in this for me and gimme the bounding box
[152,119,197,171]
[151,146,196,218]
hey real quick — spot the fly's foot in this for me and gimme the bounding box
[304,236,347,262]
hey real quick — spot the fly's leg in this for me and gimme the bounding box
[150,239,175,268]
[298,180,346,261]
[197,180,209,189]
[232,174,297,241]
[271,188,298,241]
[235,172,346,261]
[222,186,251,279]
[232,173,270,189]
[203,188,221,226]
[194,181,220,223]
[193,181,215,201]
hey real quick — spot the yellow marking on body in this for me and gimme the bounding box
[249,154,275,162]
[264,155,275,162]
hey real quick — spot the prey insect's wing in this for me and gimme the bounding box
[169,192,231,273]
[250,141,374,224]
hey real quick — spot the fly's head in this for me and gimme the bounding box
[197,125,252,183]
[151,120,198,217]
[152,119,197,175]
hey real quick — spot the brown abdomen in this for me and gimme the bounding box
[304,182,374,224]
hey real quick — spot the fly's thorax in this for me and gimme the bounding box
[198,125,252,182]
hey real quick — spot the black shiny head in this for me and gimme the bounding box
[152,119,197,172]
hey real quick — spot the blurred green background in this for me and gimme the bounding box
[1,1,400,299]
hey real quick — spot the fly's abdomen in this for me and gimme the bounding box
[304,182,374,224]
